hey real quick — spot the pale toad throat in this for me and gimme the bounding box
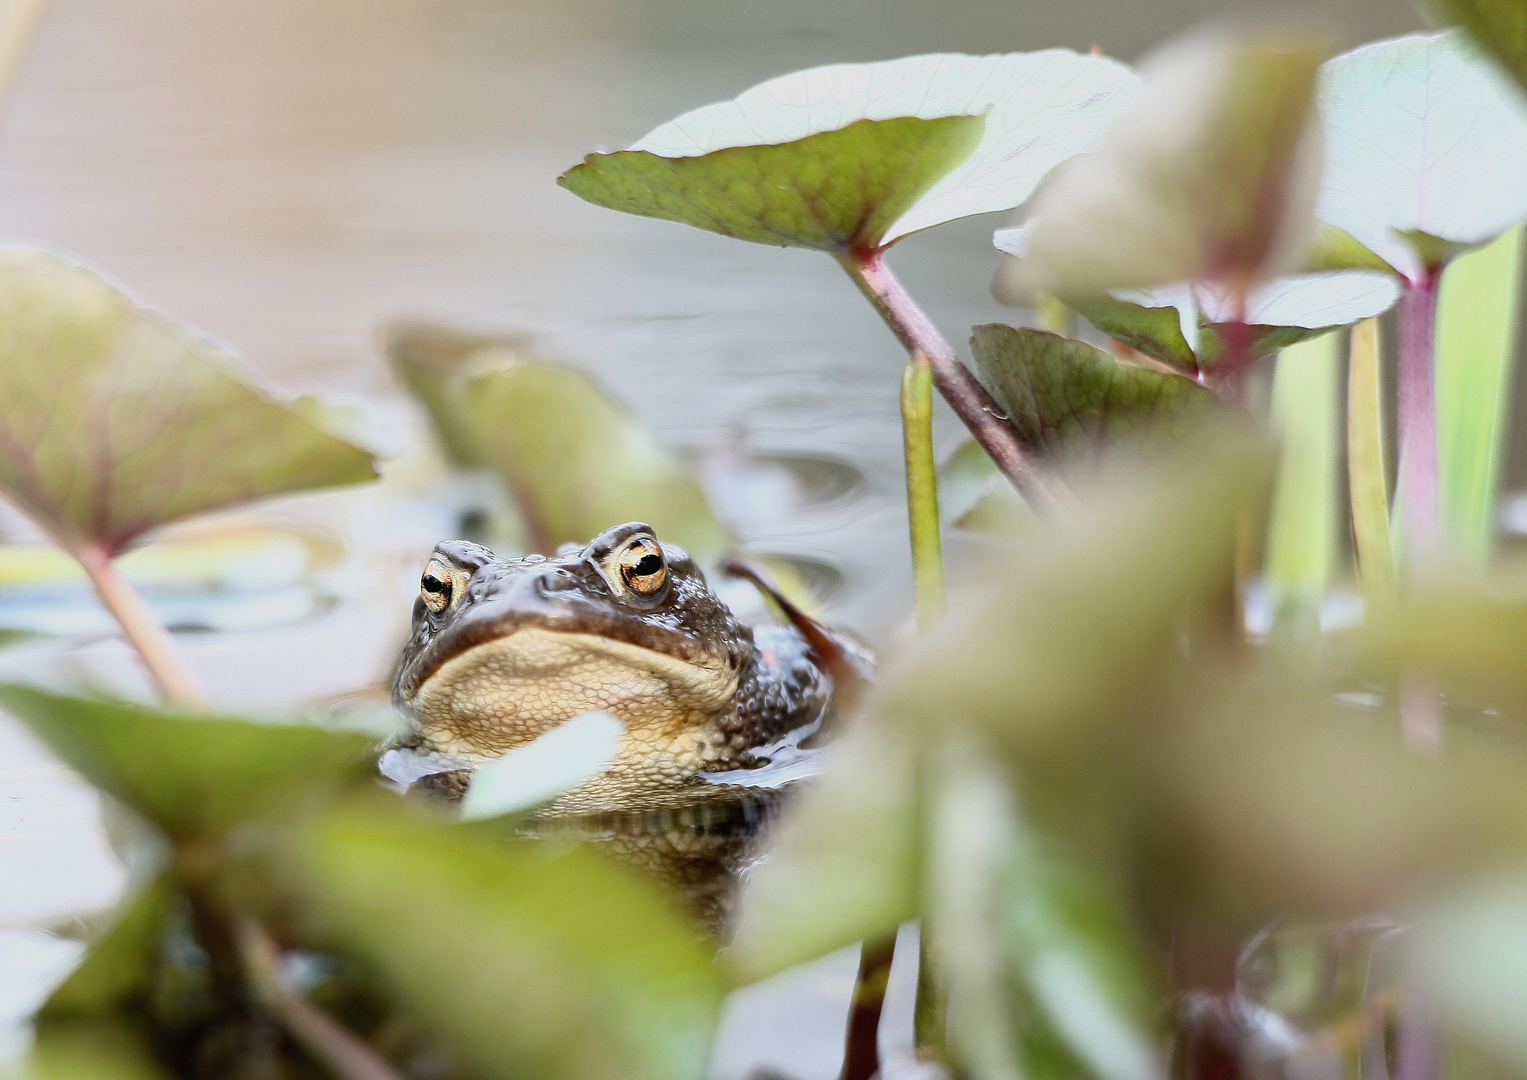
[406,626,741,760]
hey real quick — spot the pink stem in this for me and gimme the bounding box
[837,250,1073,515]
[1396,269,1443,553]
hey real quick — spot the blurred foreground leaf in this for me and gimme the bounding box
[1320,31,1527,279]
[459,710,624,821]
[1020,27,1325,296]
[20,1025,169,1080]
[561,52,1134,251]
[304,802,724,1080]
[38,875,173,1020]
[0,686,373,841]
[968,324,1214,461]
[726,718,920,983]
[0,250,376,559]
[1421,0,1527,94]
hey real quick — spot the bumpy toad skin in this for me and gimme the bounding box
[392,521,832,814]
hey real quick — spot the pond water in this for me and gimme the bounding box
[0,0,1424,1074]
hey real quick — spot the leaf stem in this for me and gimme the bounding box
[839,936,896,1080]
[74,542,206,708]
[902,351,945,626]
[1396,269,1443,554]
[838,250,1073,514]
[241,922,410,1080]
[1347,318,1396,598]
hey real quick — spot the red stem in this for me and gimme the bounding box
[1396,269,1443,553]
[837,249,1073,515]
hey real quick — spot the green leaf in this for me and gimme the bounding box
[1020,27,1326,295]
[384,321,531,469]
[38,875,172,1020]
[1319,31,1527,278]
[1437,225,1524,562]
[21,1025,169,1080]
[561,51,1136,251]
[1263,334,1342,608]
[726,719,920,983]
[0,686,374,841]
[968,325,1214,461]
[1067,295,1199,372]
[459,711,624,822]
[1347,319,1397,596]
[562,116,983,253]
[937,438,1032,535]
[1421,0,1527,95]
[0,250,376,558]
[460,359,731,561]
[303,802,724,1080]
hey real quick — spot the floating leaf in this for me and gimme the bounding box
[968,325,1214,461]
[0,686,374,842]
[459,711,625,822]
[0,250,376,559]
[304,802,723,1080]
[561,52,1135,252]
[1319,31,1527,279]
[726,719,920,983]
[460,359,731,561]
[1019,27,1326,297]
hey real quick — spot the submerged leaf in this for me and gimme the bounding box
[1320,31,1527,278]
[459,711,625,822]
[0,250,376,558]
[304,802,723,1080]
[968,325,1214,461]
[562,51,1135,251]
[1020,26,1326,296]
[460,359,730,561]
[0,686,373,841]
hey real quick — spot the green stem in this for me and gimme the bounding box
[913,928,948,1061]
[1347,318,1397,599]
[902,350,945,626]
[74,541,206,707]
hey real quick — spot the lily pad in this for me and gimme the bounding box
[0,686,374,842]
[305,802,724,1080]
[561,51,1136,252]
[0,250,377,559]
[1019,27,1326,296]
[1319,31,1527,279]
[968,325,1214,460]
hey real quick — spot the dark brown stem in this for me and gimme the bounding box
[838,249,1074,515]
[840,936,897,1080]
[242,922,409,1080]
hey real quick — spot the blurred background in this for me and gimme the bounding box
[0,0,1437,1075]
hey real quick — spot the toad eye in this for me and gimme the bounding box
[617,538,667,596]
[420,569,453,613]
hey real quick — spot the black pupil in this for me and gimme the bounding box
[632,552,663,577]
[422,573,450,596]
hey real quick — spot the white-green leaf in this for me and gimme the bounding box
[1319,31,1527,279]
[460,711,625,822]
[1018,26,1326,296]
[565,51,1136,251]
